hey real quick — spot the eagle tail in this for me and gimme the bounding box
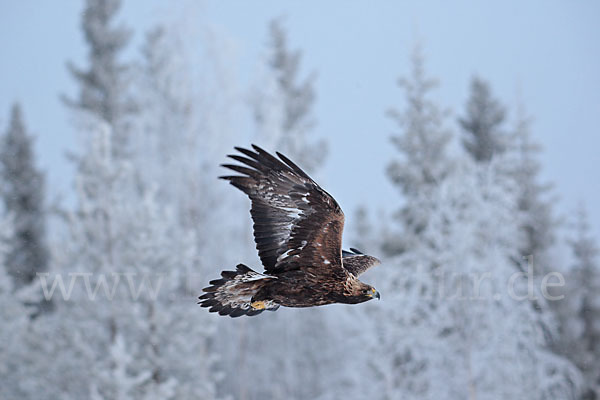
[198,264,279,317]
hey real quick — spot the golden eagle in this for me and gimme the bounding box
[198,145,381,317]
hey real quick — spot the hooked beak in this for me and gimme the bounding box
[370,288,381,300]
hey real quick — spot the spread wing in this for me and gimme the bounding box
[220,145,346,278]
[342,248,381,276]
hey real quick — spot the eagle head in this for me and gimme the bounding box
[343,279,380,304]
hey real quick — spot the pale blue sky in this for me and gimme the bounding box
[1,1,599,249]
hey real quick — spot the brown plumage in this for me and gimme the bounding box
[198,145,381,317]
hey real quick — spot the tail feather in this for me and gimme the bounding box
[198,264,279,318]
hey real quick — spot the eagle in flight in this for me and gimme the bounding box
[198,145,381,317]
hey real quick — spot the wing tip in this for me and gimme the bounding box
[234,145,250,153]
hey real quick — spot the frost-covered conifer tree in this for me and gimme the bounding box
[498,103,572,390]
[0,269,29,398]
[135,26,194,205]
[374,157,580,400]
[0,103,49,289]
[0,217,41,399]
[45,125,221,399]
[459,76,507,163]
[134,19,242,258]
[508,104,557,273]
[63,0,136,160]
[132,21,253,400]
[252,19,326,173]
[557,205,600,399]
[384,44,454,255]
[378,55,578,397]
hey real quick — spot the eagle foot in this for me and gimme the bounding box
[250,301,267,310]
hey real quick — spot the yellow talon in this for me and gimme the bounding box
[251,301,266,310]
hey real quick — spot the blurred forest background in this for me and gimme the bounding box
[1,1,599,399]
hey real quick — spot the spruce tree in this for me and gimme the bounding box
[384,43,454,255]
[63,0,136,160]
[459,76,506,162]
[510,104,557,273]
[0,216,41,399]
[253,18,326,173]
[561,205,600,399]
[0,103,48,288]
[375,157,581,399]
[36,126,221,399]
[136,25,201,227]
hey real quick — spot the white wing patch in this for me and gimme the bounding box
[261,187,313,264]
[260,185,315,267]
